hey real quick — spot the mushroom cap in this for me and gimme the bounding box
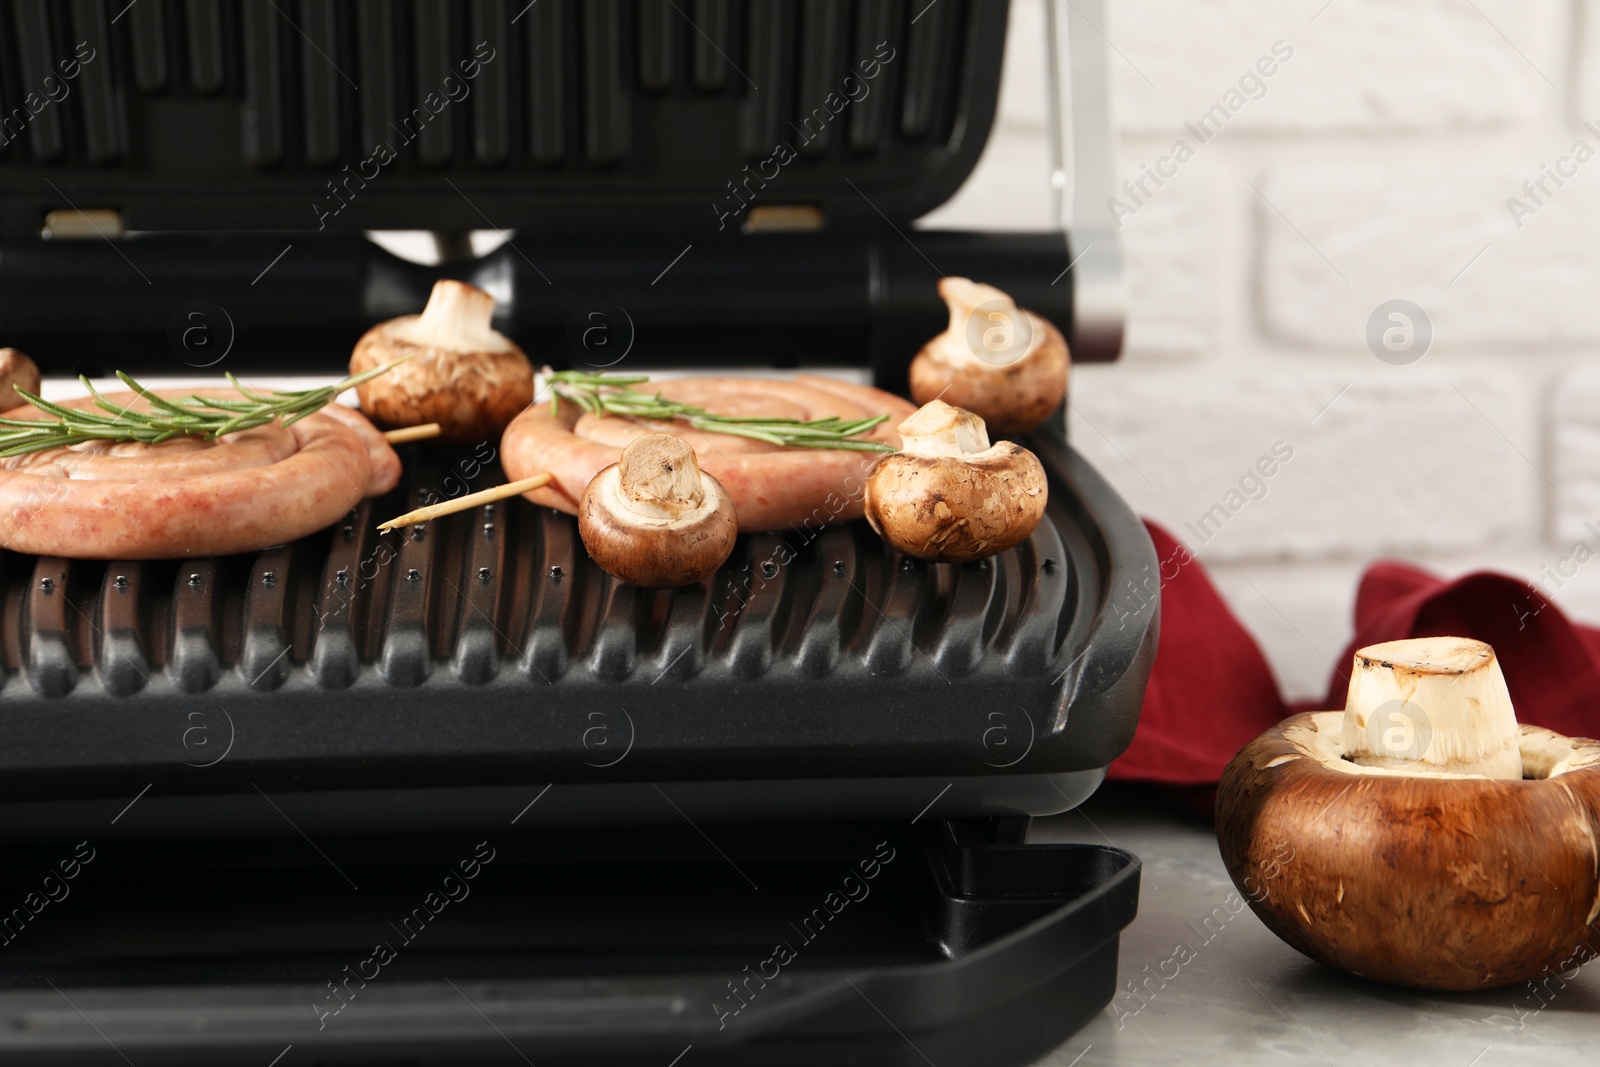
[578,434,739,588]
[350,280,533,445]
[864,402,1048,562]
[909,278,1070,436]
[0,348,41,409]
[1217,712,1600,990]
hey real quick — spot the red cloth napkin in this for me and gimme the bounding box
[1107,521,1600,785]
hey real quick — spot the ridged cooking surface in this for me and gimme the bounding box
[2,450,1077,700]
[0,430,1161,801]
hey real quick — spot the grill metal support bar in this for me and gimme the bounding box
[1045,0,1125,365]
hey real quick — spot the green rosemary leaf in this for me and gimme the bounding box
[0,359,413,455]
[785,438,898,452]
[113,372,216,421]
[0,433,98,458]
[185,395,260,414]
[81,379,163,425]
[546,370,898,453]
[13,388,124,427]
[222,373,279,404]
[683,420,790,447]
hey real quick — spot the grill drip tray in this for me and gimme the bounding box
[0,423,1157,834]
[0,822,1142,1067]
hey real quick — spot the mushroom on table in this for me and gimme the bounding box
[1216,636,1600,990]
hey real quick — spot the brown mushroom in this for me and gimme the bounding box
[349,279,533,445]
[0,349,42,411]
[863,400,1047,563]
[909,278,1069,435]
[1217,636,1600,990]
[578,433,738,588]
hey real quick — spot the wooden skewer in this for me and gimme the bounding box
[382,422,443,444]
[376,472,554,531]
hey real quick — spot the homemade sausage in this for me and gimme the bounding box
[502,376,916,532]
[0,391,400,559]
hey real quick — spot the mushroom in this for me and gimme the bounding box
[1217,636,1600,990]
[349,279,533,445]
[863,400,1047,563]
[578,433,738,588]
[0,349,41,411]
[908,278,1069,435]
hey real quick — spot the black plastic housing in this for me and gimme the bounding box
[0,3,1152,1062]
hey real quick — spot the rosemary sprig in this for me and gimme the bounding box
[0,358,411,459]
[545,370,897,452]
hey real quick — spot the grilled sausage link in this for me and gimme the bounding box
[0,392,400,559]
[502,376,916,532]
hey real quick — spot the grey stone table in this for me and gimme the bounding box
[1027,790,1600,1067]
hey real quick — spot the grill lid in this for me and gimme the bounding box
[0,0,1007,235]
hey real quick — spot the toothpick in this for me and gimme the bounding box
[382,422,443,444]
[376,473,554,530]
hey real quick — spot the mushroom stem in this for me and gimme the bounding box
[939,278,1025,361]
[1340,636,1523,779]
[617,434,706,519]
[410,279,498,347]
[896,399,992,458]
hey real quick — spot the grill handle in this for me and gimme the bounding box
[0,230,1092,388]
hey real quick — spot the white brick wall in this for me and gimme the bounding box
[1069,369,1535,562]
[926,0,1600,700]
[1553,368,1600,543]
[1111,0,1564,134]
[1116,173,1220,359]
[1258,160,1600,348]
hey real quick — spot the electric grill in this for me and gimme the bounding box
[0,2,1156,1063]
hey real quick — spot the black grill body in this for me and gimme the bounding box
[0,2,1151,1063]
[0,417,1154,838]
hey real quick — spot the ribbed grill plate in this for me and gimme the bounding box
[0,426,1157,807]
